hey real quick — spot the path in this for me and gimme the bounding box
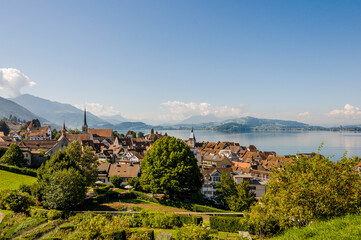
[0,211,4,223]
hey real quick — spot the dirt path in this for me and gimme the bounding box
[0,211,4,223]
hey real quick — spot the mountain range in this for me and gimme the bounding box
[0,93,322,132]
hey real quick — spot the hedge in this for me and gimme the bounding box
[101,230,126,240]
[179,215,203,226]
[210,216,248,232]
[128,229,154,240]
[0,163,37,177]
[132,191,160,203]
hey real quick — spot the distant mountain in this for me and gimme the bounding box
[180,114,230,124]
[221,116,309,128]
[12,94,110,129]
[100,115,129,125]
[0,96,49,124]
[113,122,151,130]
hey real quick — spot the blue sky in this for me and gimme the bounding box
[1,1,361,125]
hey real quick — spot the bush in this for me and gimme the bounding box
[0,163,37,176]
[132,191,159,203]
[47,209,64,220]
[0,189,35,212]
[93,185,112,195]
[30,207,49,218]
[101,230,126,240]
[127,229,154,240]
[179,215,203,225]
[174,225,214,240]
[110,175,124,188]
[210,216,248,232]
[19,183,32,194]
[58,224,76,231]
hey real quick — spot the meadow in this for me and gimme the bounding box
[0,170,36,190]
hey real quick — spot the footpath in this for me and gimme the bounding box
[0,210,3,223]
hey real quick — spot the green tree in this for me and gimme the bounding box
[65,141,99,186]
[110,175,124,188]
[140,136,203,200]
[137,132,144,138]
[131,131,137,138]
[227,180,256,211]
[0,189,35,212]
[127,177,143,191]
[214,173,237,209]
[150,128,154,134]
[0,143,27,167]
[0,121,10,136]
[42,168,86,211]
[248,153,361,237]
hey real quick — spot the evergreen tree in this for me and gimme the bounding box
[0,121,10,136]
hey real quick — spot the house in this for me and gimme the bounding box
[106,162,141,185]
[202,154,233,168]
[233,173,267,199]
[28,126,52,140]
[200,167,233,199]
[97,162,111,183]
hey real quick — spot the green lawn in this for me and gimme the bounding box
[0,170,36,190]
[272,215,361,240]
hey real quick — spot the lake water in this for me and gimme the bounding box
[118,129,361,161]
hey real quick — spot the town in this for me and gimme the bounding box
[0,109,303,200]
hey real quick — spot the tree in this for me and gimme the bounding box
[150,128,154,134]
[51,129,61,140]
[214,173,255,211]
[42,168,86,211]
[248,153,361,237]
[0,189,35,212]
[140,136,203,200]
[65,141,99,186]
[0,121,10,136]
[131,131,137,138]
[127,177,142,191]
[137,132,144,138]
[110,175,124,188]
[0,143,27,167]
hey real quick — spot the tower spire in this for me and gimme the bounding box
[82,106,88,134]
[61,120,67,136]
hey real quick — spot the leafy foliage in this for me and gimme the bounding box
[248,154,361,237]
[215,173,256,211]
[0,120,10,136]
[110,175,124,188]
[0,143,27,167]
[42,168,86,211]
[0,188,35,212]
[140,137,203,200]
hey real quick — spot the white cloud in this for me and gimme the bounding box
[161,101,245,120]
[0,68,36,97]
[297,112,310,117]
[75,103,122,116]
[328,104,361,119]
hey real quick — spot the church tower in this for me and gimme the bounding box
[188,127,196,148]
[61,120,67,137]
[82,107,88,134]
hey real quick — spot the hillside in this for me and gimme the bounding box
[272,214,361,240]
[12,94,110,129]
[113,121,152,130]
[0,96,49,124]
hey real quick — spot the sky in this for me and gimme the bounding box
[1,0,361,126]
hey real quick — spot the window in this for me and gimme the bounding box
[212,176,220,182]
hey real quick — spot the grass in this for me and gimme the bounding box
[2,217,47,239]
[0,169,36,190]
[272,215,361,240]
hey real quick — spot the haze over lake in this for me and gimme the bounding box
[119,130,361,161]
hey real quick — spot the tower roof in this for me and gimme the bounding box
[83,106,88,127]
[62,121,67,132]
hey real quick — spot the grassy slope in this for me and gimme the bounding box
[272,215,361,240]
[0,170,36,190]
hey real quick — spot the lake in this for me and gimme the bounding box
[117,129,361,161]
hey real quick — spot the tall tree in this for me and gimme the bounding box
[42,168,86,212]
[150,128,154,134]
[140,136,203,200]
[0,121,10,136]
[0,143,27,167]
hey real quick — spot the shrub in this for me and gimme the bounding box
[19,183,32,194]
[101,230,126,240]
[30,207,48,218]
[110,175,124,188]
[132,191,159,203]
[174,225,214,240]
[93,185,112,195]
[127,229,154,240]
[58,224,77,231]
[47,209,64,220]
[0,189,35,212]
[210,216,248,232]
[179,215,203,225]
[0,163,37,176]
[19,219,63,239]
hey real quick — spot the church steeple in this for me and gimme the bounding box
[61,120,67,136]
[82,106,88,134]
[189,127,196,147]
